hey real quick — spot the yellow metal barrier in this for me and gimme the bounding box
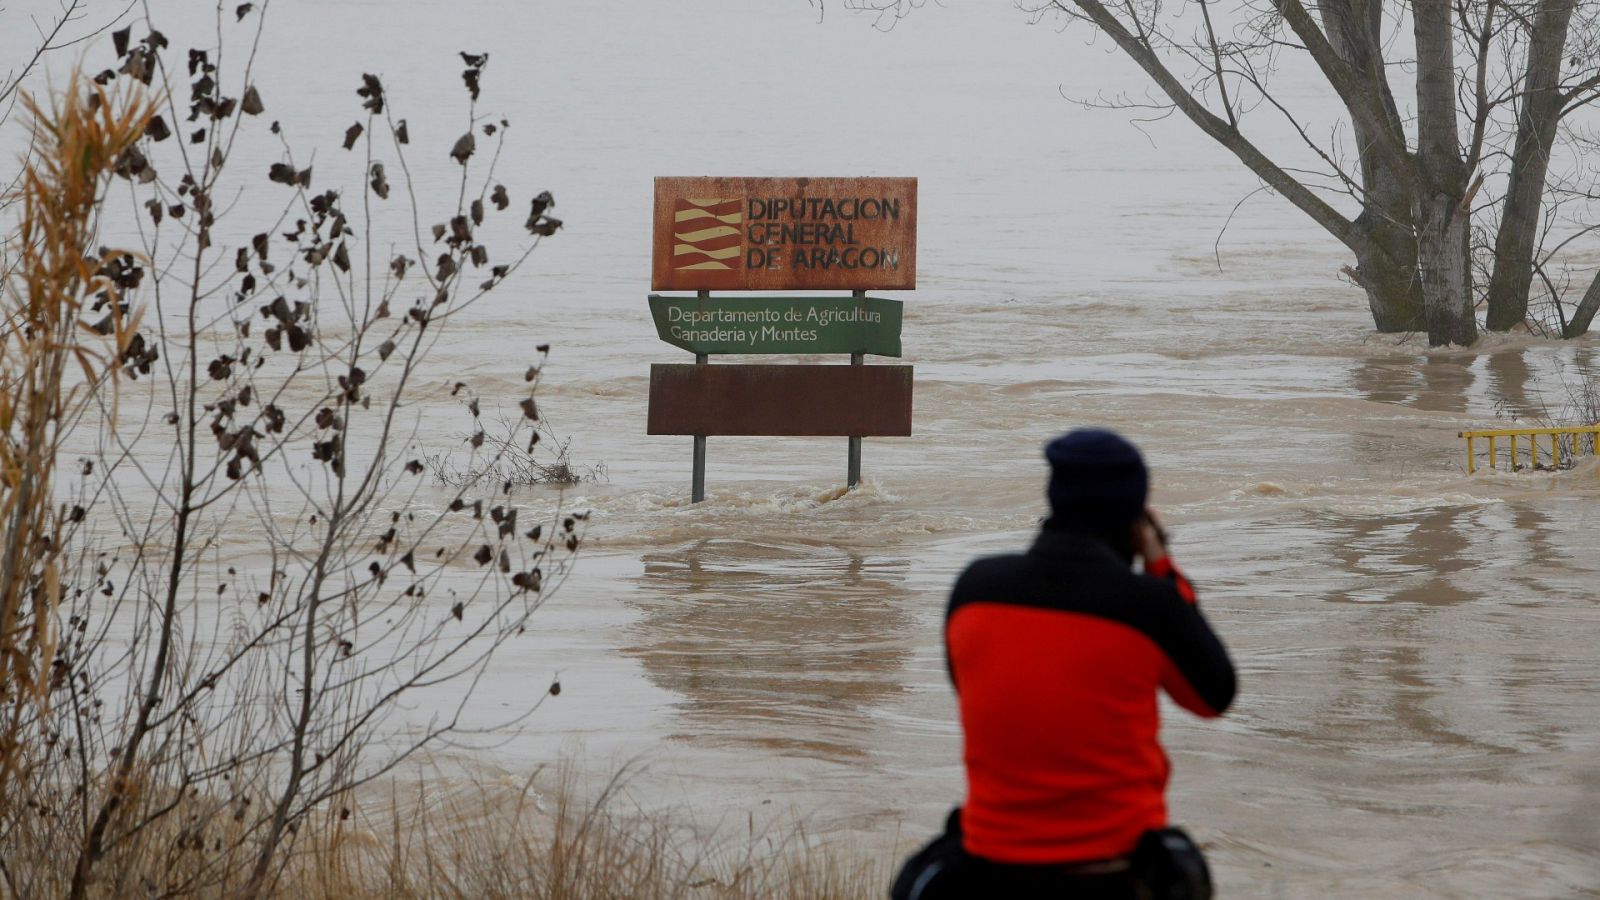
[1458,424,1600,474]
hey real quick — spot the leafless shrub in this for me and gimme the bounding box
[0,9,580,899]
[428,413,607,488]
[1554,367,1600,458]
[1491,360,1600,465]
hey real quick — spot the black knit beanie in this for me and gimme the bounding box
[1044,429,1148,532]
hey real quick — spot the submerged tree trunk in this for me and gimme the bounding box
[1319,0,1424,332]
[1485,0,1576,331]
[1565,270,1600,337]
[1022,0,1600,344]
[1415,192,1478,345]
[1413,0,1478,346]
[1350,232,1424,332]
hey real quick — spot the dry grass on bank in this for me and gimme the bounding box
[331,767,887,900]
[4,764,888,900]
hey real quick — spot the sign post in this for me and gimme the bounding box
[648,176,917,501]
[848,290,865,488]
[692,290,708,504]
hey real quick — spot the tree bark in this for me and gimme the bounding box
[1413,0,1478,346]
[1273,0,1417,185]
[1485,0,1576,331]
[1415,193,1477,345]
[1349,229,1424,331]
[1321,0,1423,331]
[1319,0,1408,146]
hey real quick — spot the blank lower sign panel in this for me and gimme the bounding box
[646,364,913,437]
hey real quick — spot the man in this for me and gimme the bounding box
[893,429,1236,899]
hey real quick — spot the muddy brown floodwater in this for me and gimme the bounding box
[8,0,1600,894]
[474,315,1600,896]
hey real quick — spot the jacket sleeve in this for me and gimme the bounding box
[1145,556,1196,604]
[1148,560,1236,717]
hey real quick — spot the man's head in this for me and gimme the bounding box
[1044,429,1148,543]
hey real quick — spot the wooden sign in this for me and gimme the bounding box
[648,294,903,357]
[647,364,913,436]
[652,176,917,292]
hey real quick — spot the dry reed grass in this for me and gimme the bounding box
[0,75,150,791]
[362,766,886,900]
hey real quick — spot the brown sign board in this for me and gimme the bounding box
[652,177,917,292]
[647,364,913,436]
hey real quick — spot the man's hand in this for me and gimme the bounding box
[1131,507,1168,567]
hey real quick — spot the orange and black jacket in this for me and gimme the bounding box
[945,527,1236,865]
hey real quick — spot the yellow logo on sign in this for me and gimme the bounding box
[673,198,743,271]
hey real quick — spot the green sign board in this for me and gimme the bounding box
[648,294,903,357]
